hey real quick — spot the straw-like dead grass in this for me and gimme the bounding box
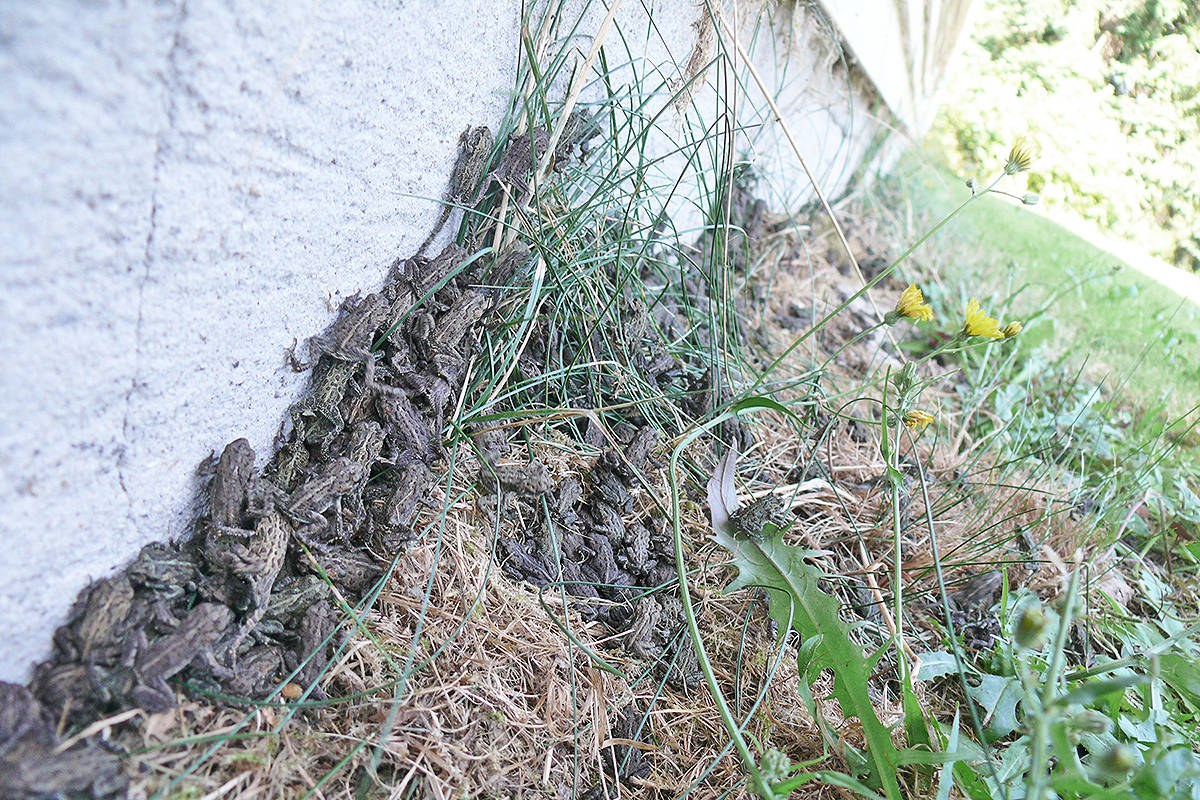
[126,446,844,798]
[123,200,1131,800]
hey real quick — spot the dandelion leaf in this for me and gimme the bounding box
[915,650,959,681]
[1157,653,1200,713]
[713,525,903,797]
[965,674,1022,738]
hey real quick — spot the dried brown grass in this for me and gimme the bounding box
[124,205,1126,800]
[125,452,843,798]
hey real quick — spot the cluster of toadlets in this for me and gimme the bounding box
[0,112,691,798]
[0,236,532,797]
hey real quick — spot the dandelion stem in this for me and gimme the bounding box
[752,172,1008,392]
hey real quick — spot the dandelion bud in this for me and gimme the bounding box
[1069,709,1113,735]
[1097,743,1137,776]
[1021,193,1040,206]
[760,747,791,783]
[1051,593,1075,616]
[1003,321,1023,338]
[892,362,916,395]
[1014,604,1050,650]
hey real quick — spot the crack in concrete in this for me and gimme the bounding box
[118,1,190,518]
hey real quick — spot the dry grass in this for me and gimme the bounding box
[123,204,1128,800]
[126,453,838,798]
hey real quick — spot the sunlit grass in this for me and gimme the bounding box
[879,151,1200,438]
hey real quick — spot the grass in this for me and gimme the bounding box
[878,151,1200,432]
[930,0,1200,272]
[855,149,1200,799]
[114,3,1200,799]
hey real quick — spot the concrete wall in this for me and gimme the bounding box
[825,0,975,133]
[0,0,948,681]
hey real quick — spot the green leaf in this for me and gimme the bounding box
[718,531,823,645]
[1055,674,1149,709]
[714,528,903,798]
[1158,653,1200,714]
[893,749,977,766]
[796,634,826,684]
[915,651,962,681]
[965,674,1022,737]
[935,719,993,800]
[902,674,935,779]
[935,713,962,800]
[772,770,890,800]
[1132,746,1200,800]
[885,465,906,488]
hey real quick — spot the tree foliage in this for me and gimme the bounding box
[933,0,1200,271]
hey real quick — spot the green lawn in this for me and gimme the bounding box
[891,152,1200,436]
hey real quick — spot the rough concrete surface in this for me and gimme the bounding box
[0,0,945,681]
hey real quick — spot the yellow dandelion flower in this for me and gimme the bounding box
[885,284,934,325]
[1005,139,1036,175]
[898,284,934,321]
[963,299,1004,338]
[1003,321,1023,338]
[903,410,935,431]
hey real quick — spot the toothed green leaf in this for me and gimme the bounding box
[713,526,903,798]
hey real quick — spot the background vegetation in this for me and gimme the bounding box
[884,154,1200,427]
[932,0,1200,271]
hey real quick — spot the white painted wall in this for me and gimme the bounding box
[0,0,947,681]
[823,0,976,134]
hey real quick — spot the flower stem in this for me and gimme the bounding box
[753,171,1008,391]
